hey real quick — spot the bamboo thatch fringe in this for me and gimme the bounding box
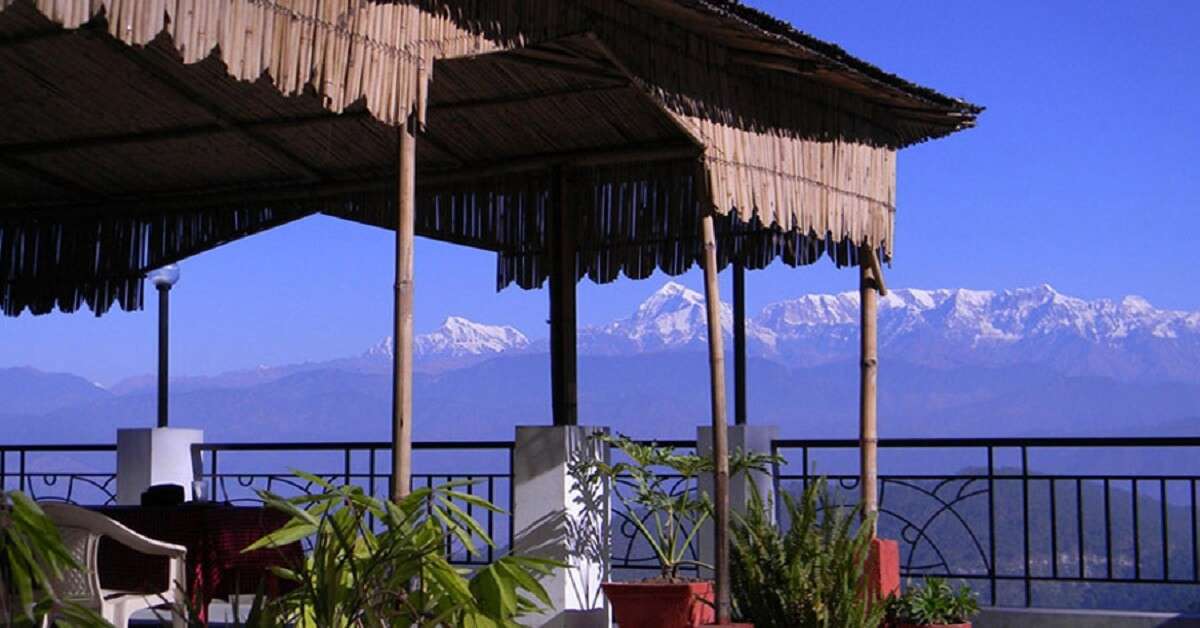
[405,159,883,291]
[1,155,888,316]
[0,0,959,316]
[698,133,896,256]
[5,0,481,125]
[0,204,313,316]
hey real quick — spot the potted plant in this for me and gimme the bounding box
[245,471,562,627]
[885,578,979,628]
[582,435,773,628]
[729,479,885,628]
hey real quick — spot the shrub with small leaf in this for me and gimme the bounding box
[886,578,979,626]
[729,479,885,628]
[245,471,561,627]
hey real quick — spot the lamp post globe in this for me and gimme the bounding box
[148,264,180,290]
[148,264,180,428]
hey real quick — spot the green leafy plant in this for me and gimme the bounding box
[581,434,776,581]
[149,572,273,627]
[0,491,108,627]
[729,479,885,628]
[245,471,561,627]
[886,578,979,626]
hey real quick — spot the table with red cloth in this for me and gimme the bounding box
[93,503,303,624]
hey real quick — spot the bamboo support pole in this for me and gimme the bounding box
[391,114,417,502]
[701,213,732,624]
[858,244,886,536]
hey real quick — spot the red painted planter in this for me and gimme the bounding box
[602,581,715,628]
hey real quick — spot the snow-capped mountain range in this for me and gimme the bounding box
[15,281,1200,444]
[369,281,1200,383]
[752,283,1200,381]
[366,316,530,359]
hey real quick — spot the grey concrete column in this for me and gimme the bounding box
[696,424,778,579]
[512,426,611,628]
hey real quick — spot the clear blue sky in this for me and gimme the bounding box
[2,1,1197,385]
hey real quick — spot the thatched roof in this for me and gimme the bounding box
[681,0,981,121]
[0,0,980,316]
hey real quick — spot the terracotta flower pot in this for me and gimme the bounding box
[602,581,715,628]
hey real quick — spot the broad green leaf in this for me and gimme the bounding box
[437,495,494,551]
[444,489,505,513]
[244,519,317,551]
[494,558,552,609]
[6,550,35,621]
[470,564,518,619]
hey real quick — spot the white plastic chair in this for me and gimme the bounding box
[39,503,188,628]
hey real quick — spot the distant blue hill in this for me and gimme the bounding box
[0,367,110,416]
[2,353,1198,445]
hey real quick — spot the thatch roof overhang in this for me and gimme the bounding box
[0,0,980,316]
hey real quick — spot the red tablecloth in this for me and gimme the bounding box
[93,504,302,624]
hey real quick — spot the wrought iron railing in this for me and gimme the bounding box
[0,444,118,505]
[0,441,514,567]
[6,436,1200,611]
[194,441,515,566]
[773,437,1200,609]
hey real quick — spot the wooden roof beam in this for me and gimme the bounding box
[5,173,389,218]
[419,141,702,187]
[0,111,376,158]
[861,246,889,296]
[494,49,627,83]
[429,82,633,114]
[583,33,707,150]
[0,27,66,49]
[417,133,466,167]
[728,49,821,75]
[0,156,99,199]
[88,33,325,182]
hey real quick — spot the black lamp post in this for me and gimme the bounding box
[147,264,180,428]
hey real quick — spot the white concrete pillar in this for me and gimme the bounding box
[512,426,611,628]
[696,424,778,579]
[116,428,204,505]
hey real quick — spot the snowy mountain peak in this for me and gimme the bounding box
[366,318,530,360]
[367,281,1198,383]
[757,284,1200,381]
[635,281,707,320]
[580,281,777,354]
[622,281,715,347]
[364,337,394,359]
[653,280,690,297]
[419,317,529,357]
[1121,295,1153,313]
[1032,283,1059,295]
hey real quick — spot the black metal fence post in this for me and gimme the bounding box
[987,445,997,604]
